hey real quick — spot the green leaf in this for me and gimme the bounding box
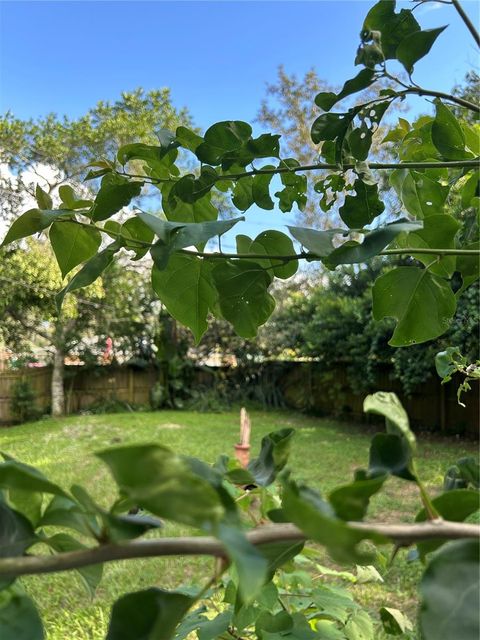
[39,495,99,539]
[216,523,268,603]
[151,254,216,343]
[212,260,275,338]
[121,216,154,259]
[35,185,52,210]
[171,167,218,204]
[329,474,386,521]
[281,479,385,564]
[358,1,420,61]
[257,541,305,578]
[232,177,254,211]
[175,126,204,153]
[58,185,92,210]
[461,171,479,209]
[69,484,162,543]
[0,590,44,640]
[312,584,356,623]
[396,26,446,74]
[43,533,103,597]
[197,611,232,640]
[97,444,225,529]
[457,241,480,293]
[348,101,391,161]
[431,100,469,160]
[419,540,479,640]
[363,391,416,452]
[415,490,480,559]
[287,226,337,257]
[56,241,120,310]
[252,171,275,210]
[326,220,422,266]
[117,143,176,168]
[435,346,462,380]
[162,184,218,224]
[344,609,374,640]
[49,221,101,278]
[91,173,143,222]
[1,209,72,247]
[0,459,68,497]
[372,266,456,346]
[139,212,242,255]
[315,69,376,111]
[0,501,35,559]
[195,121,252,165]
[339,180,384,228]
[311,111,351,145]
[390,169,449,219]
[247,428,294,487]
[380,607,413,636]
[106,588,194,640]
[247,133,281,159]
[368,434,416,481]
[402,214,460,277]
[247,230,298,279]
[7,489,42,527]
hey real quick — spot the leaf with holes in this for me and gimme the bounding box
[339,180,384,228]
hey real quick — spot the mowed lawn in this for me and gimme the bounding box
[0,409,477,639]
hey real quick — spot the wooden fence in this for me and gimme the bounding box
[0,362,478,436]
[0,365,158,424]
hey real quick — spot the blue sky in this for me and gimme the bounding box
[1,0,478,242]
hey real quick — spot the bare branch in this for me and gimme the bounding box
[0,521,478,579]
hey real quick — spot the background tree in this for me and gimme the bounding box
[0,88,191,221]
[0,240,157,415]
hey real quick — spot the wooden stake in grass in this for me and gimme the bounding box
[234,407,251,467]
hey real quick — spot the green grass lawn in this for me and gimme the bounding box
[0,409,477,639]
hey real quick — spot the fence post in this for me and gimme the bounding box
[128,367,135,405]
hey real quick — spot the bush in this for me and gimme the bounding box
[10,378,41,423]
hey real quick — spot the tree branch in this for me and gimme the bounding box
[6,307,52,342]
[400,87,479,113]
[119,159,479,184]
[451,0,480,47]
[0,522,478,579]
[179,247,480,261]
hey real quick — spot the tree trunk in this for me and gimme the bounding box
[51,344,65,417]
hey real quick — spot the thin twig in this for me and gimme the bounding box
[451,0,480,47]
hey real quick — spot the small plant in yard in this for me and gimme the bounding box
[9,378,41,423]
[0,0,479,637]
